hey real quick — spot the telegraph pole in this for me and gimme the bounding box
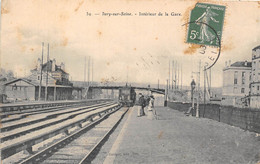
[192,60,201,118]
[88,56,90,86]
[92,58,93,85]
[196,60,201,118]
[175,61,177,89]
[178,62,180,90]
[126,66,129,85]
[164,79,168,107]
[45,43,49,101]
[203,65,206,117]
[209,68,212,97]
[84,56,86,88]
[38,42,44,101]
[172,60,174,89]
[181,63,183,90]
[168,60,170,90]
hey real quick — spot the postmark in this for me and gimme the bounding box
[184,3,226,70]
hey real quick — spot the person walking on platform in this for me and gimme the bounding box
[147,95,157,120]
[147,96,153,119]
[150,95,155,108]
[144,96,150,115]
[137,93,145,117]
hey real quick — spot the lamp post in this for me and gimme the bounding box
[191,79,196,115]
[148,84,151,96]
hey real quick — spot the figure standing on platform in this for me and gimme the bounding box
[150,95,155,108]
[137,93,145,117]
[144,96,150,114]
[147,95,157,120]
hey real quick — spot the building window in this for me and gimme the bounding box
[258,86,260,91]
[234,71,238,85]
[242,72,245,84]
[38,76,40,80]
[241,88,245,93]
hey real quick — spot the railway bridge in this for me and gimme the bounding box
[86,85,165,99]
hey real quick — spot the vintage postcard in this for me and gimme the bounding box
[0,0,260,163]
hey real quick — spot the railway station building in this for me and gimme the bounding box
[3,58,83,102]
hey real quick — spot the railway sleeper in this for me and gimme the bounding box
[1,104,120,161]
[17,105,121,164]
[64,129,70,135]
[78,123,83,128]
[26,147,34,155]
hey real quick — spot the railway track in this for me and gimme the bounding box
[1,99,110,122]
[17,106,128,164]
[0,102,114,142]
[1,101,112,132]
[1,102,125,163]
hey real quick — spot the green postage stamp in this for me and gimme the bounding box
[187,3,226,47]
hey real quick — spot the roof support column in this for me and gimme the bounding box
[54,86,56,101]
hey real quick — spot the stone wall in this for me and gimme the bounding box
[167,101,260,133]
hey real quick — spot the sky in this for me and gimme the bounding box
[0,0,260,87]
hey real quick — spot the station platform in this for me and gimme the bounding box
[102,106,260,164]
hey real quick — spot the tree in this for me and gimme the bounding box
[0,68,15,81]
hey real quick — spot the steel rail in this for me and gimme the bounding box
[1,101,95,120]
[18,105,122,164]
[1,102,111,133]
[79,107,129,164]
[0,99,112,113]
[1,104,120,160]
[0,102,113,142]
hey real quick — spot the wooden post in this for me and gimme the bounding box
[178,62,180,90]
[54,86,56,101]
[196,97,199,118]
[168,60,171,90]
[172,60,174,89]
[203,66,206,118]
[192,90,195,110]
[181,63,183,90]
[88,56,90,86]
[38,42,44,101]
[45,43,49,101]
[164,80,168,107]
[196,61,201,118]
[92,59,94,85]
[175,61,177,89]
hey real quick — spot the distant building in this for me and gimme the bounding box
[28,58,71,86]
[3,58,82,102]
[222,60,251,106]
[4,78,37,101]
[249,45,260,108]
